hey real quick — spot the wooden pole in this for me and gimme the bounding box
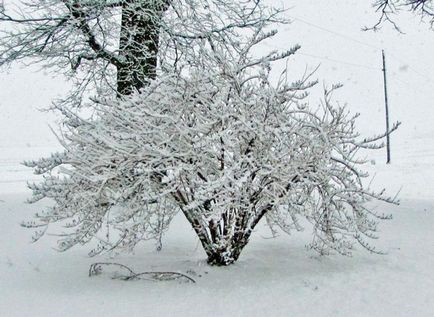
[382,50,391,164]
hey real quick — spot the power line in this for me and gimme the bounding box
[265,43,430,97]
[297,52,380,71]
[288,15,434,83]
[288,15,383,51]
[387,52,434,83]
[264,16,434,93]
[388,72,431,95]
[263,42,380,71]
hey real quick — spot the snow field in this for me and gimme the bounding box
[1,141,434,316]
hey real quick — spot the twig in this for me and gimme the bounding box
[89,262,196,283]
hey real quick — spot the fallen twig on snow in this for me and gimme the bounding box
[89,262,196,283]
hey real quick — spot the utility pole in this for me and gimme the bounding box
[382,50,391,164]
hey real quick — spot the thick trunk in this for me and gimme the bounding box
[117,0,169,95]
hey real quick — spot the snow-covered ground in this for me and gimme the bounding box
[2,141,434,316]
[1,157,434,316]
[2,0,434,316]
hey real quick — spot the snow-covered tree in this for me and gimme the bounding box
[22,0,398,265]
[0,0,285,106]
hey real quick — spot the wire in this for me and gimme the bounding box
[288,15,383,51]
[288,15,434,83]
[388,72,432,95]
[265,44,430,97]
[297,52,381,71]
[263,42,381,71]
[387,52,434,83]
[262,15,434,96]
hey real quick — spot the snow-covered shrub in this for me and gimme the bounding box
[23,0,398,266]
[25,72,397,266]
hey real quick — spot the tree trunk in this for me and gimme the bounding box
[205,242,247,266]
[200,205,272,266]
[117,0,169,95]
[198,214,259,266]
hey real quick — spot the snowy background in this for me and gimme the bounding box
[1,0,434,316]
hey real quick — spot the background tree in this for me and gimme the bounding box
[0,0,282,106]
[22,0,399,265]
[369,0,434,30]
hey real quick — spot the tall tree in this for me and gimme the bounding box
[116,0,170,95]
[0,0,279,105]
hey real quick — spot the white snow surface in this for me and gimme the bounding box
[2,0,434,316]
